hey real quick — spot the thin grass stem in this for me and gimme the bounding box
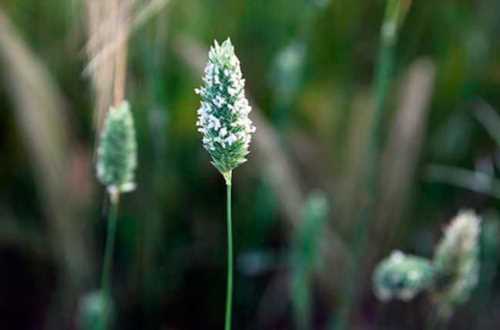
[225,173,233,330]
[100,192,120,330]
[332,1,410,329]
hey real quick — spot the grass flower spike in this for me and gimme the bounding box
[195,38,255,183]
[372,210,481,328]
[432,210,481,318]
[96,100,137,330]
[97,100,137,198]
[373,250,434,302]
[196,38,254,330]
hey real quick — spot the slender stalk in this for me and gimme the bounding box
[100,192,120,330]
[224,171,233,330]
[332,1,411,329]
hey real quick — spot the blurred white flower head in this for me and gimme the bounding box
[373,250,434,302]
[433,210,481,315]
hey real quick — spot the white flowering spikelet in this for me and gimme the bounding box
[96,101,137,196]
[373,250,434,302]
[432,210,481,314]
[195,39,255,179]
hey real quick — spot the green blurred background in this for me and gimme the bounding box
[1,0,500,329]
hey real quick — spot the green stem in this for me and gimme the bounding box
[332,1,410,329]
[225,173,233,330]
[100,192,120,330]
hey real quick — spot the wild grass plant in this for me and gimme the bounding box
[195,39,255,330]
[96,101,138,329]
[373,211,481,329]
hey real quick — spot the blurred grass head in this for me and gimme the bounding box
[96,100,138,197]
[373,250,434,302]
[432,210,481,316]
[78,291,115,330]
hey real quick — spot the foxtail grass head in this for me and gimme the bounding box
[373,250,434,302]
[96,101,137,198]
[195,39,255,183]
[432,210,481,316]
[78,290,114,330]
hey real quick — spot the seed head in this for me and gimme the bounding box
[96,101,137,196]
[195,39,255,178]
[373,250,434,302]
[432,210,481,315]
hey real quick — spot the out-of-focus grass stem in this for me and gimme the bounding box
[99,192,120,330]
[370,0,411,179]
[333,1,411,329]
